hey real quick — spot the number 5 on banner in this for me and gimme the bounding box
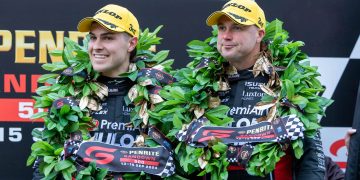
[18,102,44,119]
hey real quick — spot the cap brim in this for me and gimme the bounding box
[77,17,126,33]
[206,11,255,26]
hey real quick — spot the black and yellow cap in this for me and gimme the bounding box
[207,0,266,30]
[77,4,139,38]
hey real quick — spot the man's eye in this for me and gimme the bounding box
[233,26,242,30]
[89,36,96,40]
[104,36,113,40]
[218,26,226,31]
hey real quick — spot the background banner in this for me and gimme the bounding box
[0,0,359,178]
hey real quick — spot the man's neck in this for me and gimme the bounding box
[101,57,130,77]
[230,50,260,71]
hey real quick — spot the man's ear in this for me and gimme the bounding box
[257,29,265,43]
[128,37,138,52]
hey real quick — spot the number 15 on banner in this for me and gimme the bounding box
[0,127,22,142]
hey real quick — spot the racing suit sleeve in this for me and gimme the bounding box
[325,156,345,180]
[294,131,326,180]
[32,157,44,180]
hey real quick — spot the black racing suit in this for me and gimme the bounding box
[218,68,326,180]
[33,76,139,179]
[90,76,139,147]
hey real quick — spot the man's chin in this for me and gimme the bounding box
[92,66,108,73]
[221,53,234,60]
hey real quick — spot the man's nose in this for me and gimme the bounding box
[92,39,103,50]
[222,29,232,40]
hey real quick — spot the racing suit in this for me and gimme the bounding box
[90,76,139,147]
[33,76,139,179]
[219,67,326,180]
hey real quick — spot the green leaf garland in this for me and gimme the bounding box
[28,26,176,180]
[148,19,333,178]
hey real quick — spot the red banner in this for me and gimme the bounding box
[0,98,44,122]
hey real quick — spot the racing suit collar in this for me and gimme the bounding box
[227,66,255,82]
[97,75,133,96]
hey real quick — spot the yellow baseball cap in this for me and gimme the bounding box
[206,0,266,30]
[77,4,139,38]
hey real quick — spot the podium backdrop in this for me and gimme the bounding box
[0,0,359,178]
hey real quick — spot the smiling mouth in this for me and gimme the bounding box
[93,54,109,58]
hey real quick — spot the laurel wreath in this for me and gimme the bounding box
[27,20,333,180]
[147,19,333,179]
[27,26,179,180]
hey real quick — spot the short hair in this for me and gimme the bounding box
[130,47,137,61]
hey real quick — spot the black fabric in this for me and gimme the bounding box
[345,131,360,180]
[222,69,272,179]
[90,76,140,147]
[345,81,360,180]
[294,132,326,180]
[324,156,344,180]
[32,158,43,180]
[222,69,268,129]
[218,68,326,179]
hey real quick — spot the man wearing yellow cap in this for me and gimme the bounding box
[76,3,141,151]
[78,4,139,77]
[33,4,141,179]
[205,0,326,179]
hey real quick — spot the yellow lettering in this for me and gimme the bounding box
[68,31,87,44]
[15,30,35,63]
[0,30,12,51]
[39,31,64,63]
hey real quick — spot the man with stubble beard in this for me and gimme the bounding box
[204,0,326,179]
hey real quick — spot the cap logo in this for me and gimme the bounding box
[258,17,264,28]
[96,18,118,29]
[129,24,136,35]
[223,3,251,13]
[228,12,247,22]
[95,9,122,20]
